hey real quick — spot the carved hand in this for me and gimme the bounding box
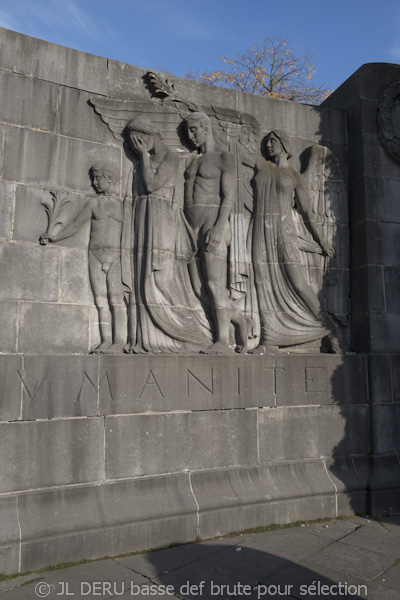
[130,134,147,156]
[320,238,335,258]
[205,225,223,253]
[39,235,50,245]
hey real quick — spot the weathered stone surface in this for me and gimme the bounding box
[59,86,119,146]
[3,127,120,192]
[368,355,393,403]
[21,355,98,419]
[275,355,367,406]
[99,355,275,414]
[0,301,18,354]
[369,313,400,353]
[0,418,104,492]
[0,242,59,302]
[0,496,20,575]
[0,355,22,421]
[18,474,197,571]
[371,404,400,454]
[105,410,257,479]
[59,248,93,305]
[192,462,336,540]
[258,405,369,462]
[351,266,385,312]
[0,27,108,94]
[325,456,369,515]
[0,69,58,131]
[0,181,14,240]
[385,267,400,313]
[18,302,89,354]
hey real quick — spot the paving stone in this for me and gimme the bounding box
[340,521,400,557]
[300,540,395,580]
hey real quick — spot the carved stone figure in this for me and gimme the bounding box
[122,115,211,353]
[184,112,252,354]
[248,131,341,353]
[40,164,127,354]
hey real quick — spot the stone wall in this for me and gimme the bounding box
[0,28,399,575]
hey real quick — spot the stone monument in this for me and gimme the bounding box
[0,27,399,574]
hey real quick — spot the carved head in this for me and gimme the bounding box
[90,163,118,195]
[125,116,161,153]
[264,130,292,160]
[184,112,211,149]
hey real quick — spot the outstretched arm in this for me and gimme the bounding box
[40,201,93,244]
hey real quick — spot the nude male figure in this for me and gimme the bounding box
[184,112,251,353]
[40,164,127,354]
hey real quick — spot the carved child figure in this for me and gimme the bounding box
[40,164,127,354]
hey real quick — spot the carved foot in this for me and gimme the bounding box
[92,341,112,354]
[235,316,255,354]
[324,333,343,354]
[200,341,235,355]
[249,344,278,355]
[102,343,125,354]
[124,344,146,354]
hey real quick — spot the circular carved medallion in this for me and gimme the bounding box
[377,81,400,164]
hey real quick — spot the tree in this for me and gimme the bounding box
[186,35,332,105]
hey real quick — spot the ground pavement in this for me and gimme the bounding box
[1,515,400,600]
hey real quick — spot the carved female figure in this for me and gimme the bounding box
[123,116,210,353]
[251,131,338,353]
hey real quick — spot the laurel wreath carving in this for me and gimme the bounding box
[377,80,400,164]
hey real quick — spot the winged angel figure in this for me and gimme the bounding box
[90,72,348,353]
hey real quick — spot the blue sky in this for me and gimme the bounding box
[0,0,399,90]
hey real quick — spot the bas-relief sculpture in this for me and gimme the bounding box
[40,72,349,355]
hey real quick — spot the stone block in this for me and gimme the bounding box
[59,86,119,146]
[350,314,371,354]
[369,313,400,353]
[96,58,149,101]
[0,496,20,575]
[89,305,102,354]
[0,181,14,240]
[392,355,400,403]
[0,28,108,94]
[13,185,90,248]
[59,248,93,305]
[0,300,18,354]
[21,355,98,419]
[0,241,59,302]
[352,220,400,269]
[368,354,393,403]
[0,417,104,492]
[371,404,400,454]
[349,177,380,224]
[376,178,400,224]
[3,126,121,193]
[346,97,378,141]
[0,355,22,421]
[258,405,370,462]
[18,474,197,572]
[99,355,276,415]
[0,69,58,131]
[18,302,90,354]
[192,462,336,540]
[385,267,400,313]
[275,355,367,406]
[105,410,257,479]
[351,266,385,313]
